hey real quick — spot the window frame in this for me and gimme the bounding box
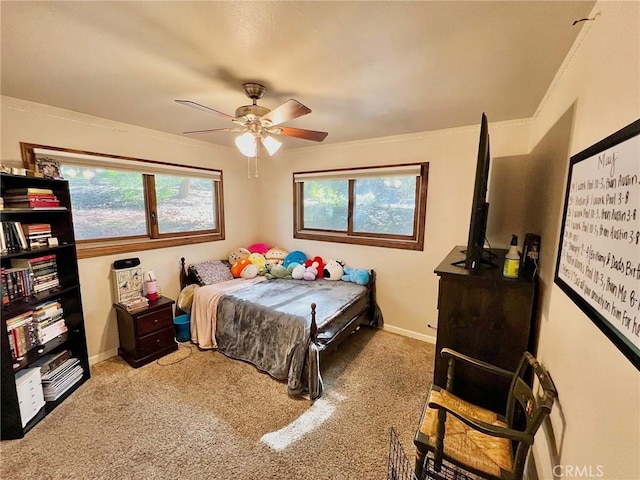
[293,162,429,250]
[20,143,225,259]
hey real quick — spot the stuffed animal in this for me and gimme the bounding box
[303,261,319,281]
[265,247,289,265]
[323,259,345,281]
[240,263,258,279]
[305,256,325,279]
[290,263,306,280]
[265,263,292,280]
[341,267,370,286]
[228,247,250,265]
[283,250,307,269]
[247,242,270,255]
[230,258,252,278]
[247,252,267,275]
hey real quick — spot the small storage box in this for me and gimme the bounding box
[15,367,45,427]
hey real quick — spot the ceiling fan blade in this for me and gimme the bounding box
[262,99,311,126]
[182,127,245,135]
[276,127,328,142]
[175,100,238,121]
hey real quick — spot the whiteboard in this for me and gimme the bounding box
[555,119,640,369]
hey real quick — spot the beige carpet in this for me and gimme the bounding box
[0,328,434,480]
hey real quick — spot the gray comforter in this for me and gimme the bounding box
[215,279,369,397]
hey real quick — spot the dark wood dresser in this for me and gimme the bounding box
[114,296,177,368]
[433,246,538,414]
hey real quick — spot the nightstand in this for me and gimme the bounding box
[114,296,177,368]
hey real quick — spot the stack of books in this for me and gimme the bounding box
[1,221,29,253]
[32,300,67,345]
[41,357,83,401]
[3,187,62,209]
[26,254,59,294]
[119,295,149,312]
[31,349,72,375]
[21,223,52,249]
[5,310,37,359]
[1,264,33,302]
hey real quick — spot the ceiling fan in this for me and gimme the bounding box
[175,83,328,157]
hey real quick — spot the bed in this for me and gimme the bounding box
[178,257,382,400]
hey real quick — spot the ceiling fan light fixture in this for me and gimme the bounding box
[262,135,282,156]
[235,132,257,157]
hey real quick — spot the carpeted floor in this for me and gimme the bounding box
[0,328,434,480]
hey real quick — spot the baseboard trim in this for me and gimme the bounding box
[382,325,436,344]
[89,348,118,366]
[90,328,434,366]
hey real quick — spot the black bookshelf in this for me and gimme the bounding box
[1,173,90,440]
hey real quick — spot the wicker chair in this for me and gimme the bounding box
[414,349,557,480]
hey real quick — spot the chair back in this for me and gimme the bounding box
[505,352,557,477]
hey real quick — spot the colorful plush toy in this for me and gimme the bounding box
[230,258,253,278]
[265,247,289,265]
[305,256,324,279]
[228,247,250,265]
[341,267,370,286]
[247,252,267,275]
[323,259,345,281]
[290,263,306,280]
[247,242,270,255]
[283,250,307,269]
[303,260,320,281]
[240,263,258,279]
[265,263,291,280]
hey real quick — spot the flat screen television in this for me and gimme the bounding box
[455,112,494,270]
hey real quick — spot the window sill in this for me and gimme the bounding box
[294,230,424,251]
[76,233,224,259]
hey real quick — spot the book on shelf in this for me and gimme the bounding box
[21,223,53,248]
[5,310,36,359]
[8,255,60,296]
[4,187,54,195]
[3,189,60,209]
[41,357,84,401]
[30,349,72,375]
[1,221,29,251]
[1,266,33,301]
[35,319,67,345]
[4,200,61,208]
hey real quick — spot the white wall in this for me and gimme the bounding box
[1,96,261,362]
[525,2,639,479]
[258,120,530,341]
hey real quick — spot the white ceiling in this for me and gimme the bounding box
[1,1,596,150]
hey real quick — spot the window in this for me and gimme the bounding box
[293,163,428,250]
[20,143,224,259]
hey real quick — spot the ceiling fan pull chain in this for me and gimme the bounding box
[254,156,259,178]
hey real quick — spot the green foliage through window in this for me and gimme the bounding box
[294,163,428,250]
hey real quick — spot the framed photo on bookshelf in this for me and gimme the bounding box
[35,157,62,179]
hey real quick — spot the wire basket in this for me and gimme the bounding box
[386,428,484,480]
[387,428,418,480]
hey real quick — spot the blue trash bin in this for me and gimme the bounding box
[173,314,191,342]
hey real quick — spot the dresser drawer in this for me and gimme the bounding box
[138,327,176,357]
[137,307,173,336]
